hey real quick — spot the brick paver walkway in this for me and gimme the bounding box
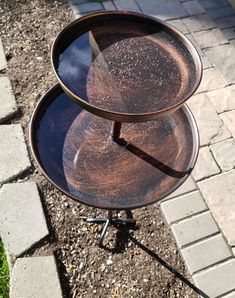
[69,0,235,297]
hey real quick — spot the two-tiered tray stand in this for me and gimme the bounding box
[30,11,202,247]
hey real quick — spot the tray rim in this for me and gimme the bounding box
[51,10,203,123]
[29,84,200,210]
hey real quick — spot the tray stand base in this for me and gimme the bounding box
[81,210,136,247]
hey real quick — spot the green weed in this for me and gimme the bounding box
[0,240,9,298]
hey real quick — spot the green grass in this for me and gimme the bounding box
[0,240,9,298]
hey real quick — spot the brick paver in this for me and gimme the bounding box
[161,190,207,224]
[192,146,220,181]
[182,0,206,15]
[171,211,219,248]
[196,68,226,93]
[220,110,235,137]
[0,124,31,186]
[0,38,7,71]
[207,5,235,19]
[207,85,235,113]
[193,259,235,297]
[192,28,228,49]
[224,292,235,298]
[163,175,197,200]
[0,77,17,123]
[211,138,235,171]
[70,2,103,15]
[199,0,229,11]
[167,19,190,34]
[102,0,116,10]
[216,15,235,29]
[205,44,235,84]
[182,14,216,32]
[0,182,49,257]
[11,256,63,298]
[136,0,188,20]
[187,93,230,145]
[181,234,232,274]
[222,27,235,40]
[198,170,235,245]
[113,0,141,12]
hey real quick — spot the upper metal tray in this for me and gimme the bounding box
[51,11,202,122]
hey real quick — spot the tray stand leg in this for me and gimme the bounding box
[82,210,136,247]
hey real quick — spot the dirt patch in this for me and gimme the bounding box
[0,1,199,297]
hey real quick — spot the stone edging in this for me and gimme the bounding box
[0,37,63,297]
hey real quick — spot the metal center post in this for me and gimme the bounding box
[111,121,122,141]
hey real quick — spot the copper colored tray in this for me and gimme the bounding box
[51,11,202,122]
[30,84,199,210]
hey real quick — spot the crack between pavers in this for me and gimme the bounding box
[180,231,221,250]
[158,187,199,203]
[165,207,209,225]
[191,256,234,276]
[217,289,235,298]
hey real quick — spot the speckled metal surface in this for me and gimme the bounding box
[51,11,202,122]
[30,84,199,210]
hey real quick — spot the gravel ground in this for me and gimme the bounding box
[0,1,199,297]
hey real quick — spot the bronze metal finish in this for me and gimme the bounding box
[51,11,202,122]
[29,84,199,210]
[111,122,122,141]
[30,11,202,245]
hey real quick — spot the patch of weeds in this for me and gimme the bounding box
[0,240,9,298]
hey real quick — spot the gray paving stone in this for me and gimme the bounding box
[187,93,230,146]
[161,190,207,224]
[182,14,216,32]
[201,55,212,69]
[210,138,235,171]
[0,38,7,70]
[205,44,235,84]
[220,110,235,138]
[0,124,31,185]
[186,33,205,56]
[192,146,220,181]
[216,16,235,29]
[0,77,17,123]
[224,291,235,298]
[199,0,229,11]
[167,19,189,34]
[114,0,141,12]
[198,170,235,245]
[230,39,235,47]
[207,85,235,113]
[171,211,219,248]
[11,256,62,298]
[222,27,235,40]
[103,1,116,11]
[192,28,228,49]
[181,234,232,274]
[70,2,103,14]
[163,175,197,200]
[0,182,49,257]
[233,248,235,256]
[208,6,235,20]
[183,0,206,15]
[196,67,226,93]
[136,0,188,21]
[193,259,235,298]
[223,291,235,298]
[69,0,91,4]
